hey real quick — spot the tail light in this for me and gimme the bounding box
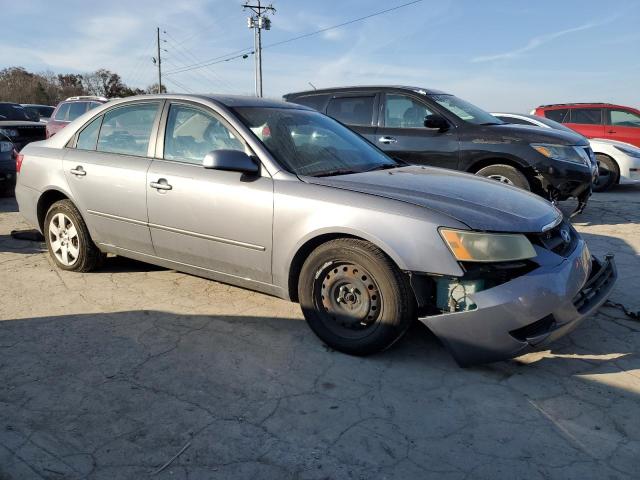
[15,151,24,173]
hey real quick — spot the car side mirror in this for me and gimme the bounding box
[424,114,449,131]
[202,149,259,175]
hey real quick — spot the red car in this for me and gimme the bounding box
[533,103,640,148]
[46,96,107,138]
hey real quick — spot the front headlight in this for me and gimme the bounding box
[0,141,13,153]
[531,143,589,165]
[440,229,536,262]
[0,128,18,138]
[613,144,640,158]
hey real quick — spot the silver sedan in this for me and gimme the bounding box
[15,94,616,366]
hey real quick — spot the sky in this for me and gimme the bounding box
[2,0,639,112]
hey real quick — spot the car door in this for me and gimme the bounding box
[375,92,459,169]
[604,108,640,148]
[63,101,161,255]
[325,94,378,143]
[146,101,273,283]
[565,108,605,138]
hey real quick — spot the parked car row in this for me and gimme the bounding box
[15,93,617,366]
[492,112,640,192]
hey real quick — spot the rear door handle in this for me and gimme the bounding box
[607,130,616,134]
[378,136,397,144]
[150,178,172,191]
[70,166,86,176]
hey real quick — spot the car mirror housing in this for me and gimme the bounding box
[424,114,449,131]
[202,149,260,174]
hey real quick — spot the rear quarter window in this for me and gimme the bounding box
[544,108,569,123]
[326,96,375,126]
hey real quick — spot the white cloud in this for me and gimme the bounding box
[472,21,601,63]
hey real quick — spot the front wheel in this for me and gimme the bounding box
[592,154,618,192]
[298,238,415,356]
[476,164,530,191]
[44,199,105,272]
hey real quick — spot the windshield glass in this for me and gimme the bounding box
[0,103,32,121]
[429,94,502,125]
[233,107,398,177]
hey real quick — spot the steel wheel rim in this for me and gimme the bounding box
[487,174,514,185]
[48,213,80,266]
[314,262,382,339]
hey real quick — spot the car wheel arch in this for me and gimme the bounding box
[594,152,620,184]
[36,188,76,232]
[286,230,408,303]
[467,157,539,190]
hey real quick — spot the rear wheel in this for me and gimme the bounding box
[476,164,530,191]
[44,200,105,272]
[298,238,415,356]
[593,154,618,192]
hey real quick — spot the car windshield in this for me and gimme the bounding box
[429,94,502,125]
[233,107,399,177]
[0,103,32,121]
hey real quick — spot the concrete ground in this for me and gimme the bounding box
[1,186,639,480]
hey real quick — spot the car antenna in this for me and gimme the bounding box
[308,82,317,90]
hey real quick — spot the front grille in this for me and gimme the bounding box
[531,221,577,257]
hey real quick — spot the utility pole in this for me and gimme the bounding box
[156,27,162,94]
[244,1,275,97]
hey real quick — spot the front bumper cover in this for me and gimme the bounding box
[419,241,616,366]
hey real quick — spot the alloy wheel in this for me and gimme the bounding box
[48,212,80,266]
[487,174,515,185]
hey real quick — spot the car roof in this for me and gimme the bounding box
[283,85,450,99]
[537,103,635,110]
[103,93,312,110]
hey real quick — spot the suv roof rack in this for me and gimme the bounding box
[65,96,108,102]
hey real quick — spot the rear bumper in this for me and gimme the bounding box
[419,241,616,366]
[14,183,40,229]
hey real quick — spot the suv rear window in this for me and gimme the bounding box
[53,103,70,121]
[544,109,569,123]
[68,102,89,121]
[326,96,374,126]
[570,108,602,125]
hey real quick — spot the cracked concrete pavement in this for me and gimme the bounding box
[1,187,639,479]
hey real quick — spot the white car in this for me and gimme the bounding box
[493,112,640,192]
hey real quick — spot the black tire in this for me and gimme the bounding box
[298,238,415,356]
[475,164,530,191]
[44,199,105,272]
[593,154,619,192]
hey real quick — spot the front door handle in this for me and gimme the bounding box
[150,178,172,191]
[70,166,86,176]
[378,136,397,144]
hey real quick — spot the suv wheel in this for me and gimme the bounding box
[476,164,530,191]
[298,238,415,356]
[593,154,618,192]
[44,200,105,272]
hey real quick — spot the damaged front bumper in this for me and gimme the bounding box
[418,240,616,366]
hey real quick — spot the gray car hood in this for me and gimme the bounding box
[303,166,561,233]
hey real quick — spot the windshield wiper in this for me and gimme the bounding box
[310,168,360,177]
[363,163,400,173]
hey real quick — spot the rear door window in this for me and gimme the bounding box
[544,109,569,123]
[326,96,375,126]
[290,95,329,112]
[570,108,602,125]
[53,103,70,121]
[97,103,159,156]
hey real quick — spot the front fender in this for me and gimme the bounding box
[272,180,466,296]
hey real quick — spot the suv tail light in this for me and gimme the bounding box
[15,151,24,173]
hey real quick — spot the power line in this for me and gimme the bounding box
[164,0,423,76]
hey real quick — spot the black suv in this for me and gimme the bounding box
[284,86,595,209]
